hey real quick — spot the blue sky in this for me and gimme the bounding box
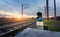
[0,0,60,17]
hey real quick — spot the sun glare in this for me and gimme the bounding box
[0,10,35,19]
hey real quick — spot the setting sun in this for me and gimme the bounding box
[0,10,34,18]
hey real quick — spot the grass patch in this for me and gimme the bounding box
[43,19,60,31]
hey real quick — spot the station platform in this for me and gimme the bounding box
[15,28,60,37]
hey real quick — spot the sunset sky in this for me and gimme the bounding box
[0,0,60,18]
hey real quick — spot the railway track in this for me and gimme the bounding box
[0,19,36,37]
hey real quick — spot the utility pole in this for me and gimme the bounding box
[46,0,49,21]
[21,4,29,18]
[21,5,23,18]
[54,0,56,20]
[44,6,46,18]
